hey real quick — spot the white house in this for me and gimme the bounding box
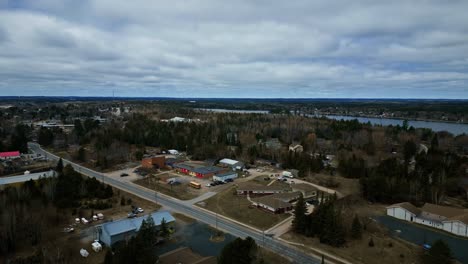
[387,202,468,237]
[168,149,179,155]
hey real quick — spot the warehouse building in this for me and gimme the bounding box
[212,171,238,182]
[174,162,226,179]
[99,211,175,246]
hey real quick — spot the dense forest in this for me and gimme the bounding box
[0,162,114,262]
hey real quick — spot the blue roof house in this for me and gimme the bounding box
[99,211,175,246]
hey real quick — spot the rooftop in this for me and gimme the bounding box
[102,211,175,236]
[219,158,240,165]
[252,195,292,210]
[0,151,20,158]
[158,247,216,264]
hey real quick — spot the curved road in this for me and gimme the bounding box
[28,143,322,264]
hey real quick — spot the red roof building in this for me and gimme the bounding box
[0,151,21,160]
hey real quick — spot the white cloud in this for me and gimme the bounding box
[0,1,467,98]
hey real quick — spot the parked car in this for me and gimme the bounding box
[136,207,144,213]
[216,180,225,185]
[127,213,137,218]
[264,177,271,181]
[225,178,234,183]
[205,183,212,187]
[120,173,129,177]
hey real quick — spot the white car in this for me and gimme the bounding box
[136,207,144,213]
[205,183,212,187]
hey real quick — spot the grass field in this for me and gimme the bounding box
[200,186,290,230]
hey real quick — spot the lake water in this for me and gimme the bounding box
[155,221,236,257]
[196,108,468,135]
[325,115,468,135]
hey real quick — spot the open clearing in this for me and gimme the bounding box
[133,173,200,200]
[199,186,290,230]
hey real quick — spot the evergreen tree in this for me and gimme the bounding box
[56,158,64,174]
[422,239,452,264]
[351,215,362,239]
[292,194,307,233]
[159,218,169,238]
[218,236,257,264]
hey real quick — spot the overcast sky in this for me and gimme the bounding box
[0,0,467,98]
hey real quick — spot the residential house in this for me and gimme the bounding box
[289,144,303,153]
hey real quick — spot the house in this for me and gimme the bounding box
[174,163,226,179]
[386,202,468,237]
[0,151,20,160]
[289,144,303,153]
[213,171,238,182]
[158,247,216,264]
[292,184,318,198]
[236,182,288,195]
[219,158,244,171]
[251,192,300,214]
[141,155,166,169]
[168,149,179,155]
[99,211,175,246]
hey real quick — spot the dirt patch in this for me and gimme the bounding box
[133,174,200,200]
[281,230,420,264]
[305,173,360,197]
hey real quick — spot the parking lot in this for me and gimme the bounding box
[376,215,468,264]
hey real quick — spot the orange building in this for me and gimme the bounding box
[141,155,166,169]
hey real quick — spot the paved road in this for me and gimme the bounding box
[28,143,322,264]
[0,170,56,185]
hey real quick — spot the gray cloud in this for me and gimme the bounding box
[0,1,467,98]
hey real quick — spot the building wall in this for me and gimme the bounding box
[141,156,165,169]
[213,173,238,182]
[414,217,443,229]
[386,207,415,222]
[443,221,468,237]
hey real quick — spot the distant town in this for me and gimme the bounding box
[0,98,467,264]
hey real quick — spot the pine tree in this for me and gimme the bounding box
[56,158,64,174]
[160,218,169,238]
[292,194,307,233]
[422,239,452,264]
[351,215,362,239]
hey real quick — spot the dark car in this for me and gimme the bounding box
[216,180,225,185]
[264,177,271,181]
[120,173,129,177]
[225,178,234,183]
[211,181,219,186]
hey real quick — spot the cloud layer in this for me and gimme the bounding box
[0,0,467,98]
